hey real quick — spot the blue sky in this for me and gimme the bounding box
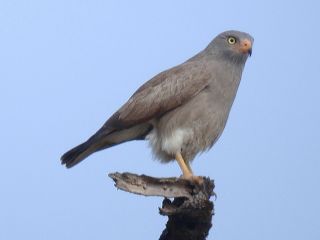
[1,1,319,239]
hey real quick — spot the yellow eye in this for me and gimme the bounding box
[227,36,236,45]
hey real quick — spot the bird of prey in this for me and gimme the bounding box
[61,30,253,181]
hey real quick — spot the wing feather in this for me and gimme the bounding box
[99,60,211,135]
[117,61,211,126]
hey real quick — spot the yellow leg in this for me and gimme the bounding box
[175,152,203,184]
[175,152,193,179]
[185,160,193,174]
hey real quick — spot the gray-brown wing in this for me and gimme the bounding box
[107,60,211,129]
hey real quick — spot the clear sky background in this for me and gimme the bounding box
[1,1,319,239]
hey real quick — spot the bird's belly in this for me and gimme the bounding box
[161,128,193,154]
[146,127,193,162]
[146,116,227,163]
[146,90,231,163]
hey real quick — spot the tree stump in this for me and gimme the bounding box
[109,172,215,240]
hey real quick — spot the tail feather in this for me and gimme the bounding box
[61,141,94,168]
[61,123,153,168]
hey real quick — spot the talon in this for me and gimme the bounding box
[191,176,204,185]
[180,173,193,180]
[180,174,204,185]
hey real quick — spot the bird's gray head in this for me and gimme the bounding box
[206,30,254,63]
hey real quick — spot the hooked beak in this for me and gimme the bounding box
[239,38,253,56]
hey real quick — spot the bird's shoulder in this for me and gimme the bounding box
[130,59,212,98]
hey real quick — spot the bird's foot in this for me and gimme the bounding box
[180,174,204,185]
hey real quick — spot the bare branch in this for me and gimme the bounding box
[108,172,215,240]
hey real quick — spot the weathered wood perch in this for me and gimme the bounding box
[108,172,215,240]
